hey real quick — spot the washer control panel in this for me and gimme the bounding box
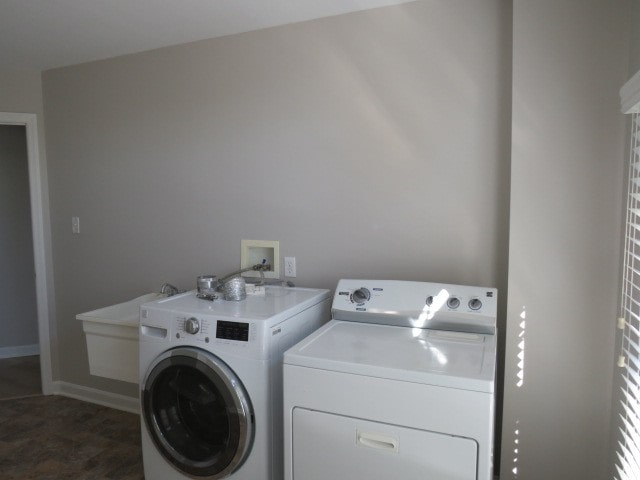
[173,317,252,343]
[332,279,497,334]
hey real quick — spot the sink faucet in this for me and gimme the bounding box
[160,283,180,296]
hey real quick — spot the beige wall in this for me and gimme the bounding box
[0,70,44,114]
[630,0,640,73]
[42,2,512,402]
[39,0,632,476]
[502,1,630,479]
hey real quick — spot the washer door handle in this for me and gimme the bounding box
[356,430,399,453]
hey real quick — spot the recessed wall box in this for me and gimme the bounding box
[241,239,279,279]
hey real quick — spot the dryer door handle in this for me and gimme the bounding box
[356,430,399,453]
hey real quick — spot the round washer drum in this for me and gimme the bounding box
[141,347,254,479]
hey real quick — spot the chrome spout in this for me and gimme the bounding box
[160,283,180,296]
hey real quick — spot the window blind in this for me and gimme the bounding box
[616,111,640,480]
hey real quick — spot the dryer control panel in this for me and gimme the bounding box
[332,279,497,335]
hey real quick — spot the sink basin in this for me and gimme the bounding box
[77,292,166,384]
[77,292,166,327]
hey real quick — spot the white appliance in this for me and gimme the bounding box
[283,279,497,480]
[139,286,330,480]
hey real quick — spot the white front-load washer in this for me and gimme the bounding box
[283,279,497,480]
[139,286,330,480]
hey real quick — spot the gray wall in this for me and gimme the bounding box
[630,0,640,73]
[0,125,38,349]
[501,1,630,479]
[0,70,44,114]
[40,0,632,476]
[42,2,511,399]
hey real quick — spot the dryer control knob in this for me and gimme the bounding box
[468,298,483,311]
[447,297,461,309]
[352,288,371,304]
[185,317,200,335]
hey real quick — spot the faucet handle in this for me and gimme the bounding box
[160,283,180,296]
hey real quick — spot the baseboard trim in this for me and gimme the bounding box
[51,381,140,414]
[0,344,40,359]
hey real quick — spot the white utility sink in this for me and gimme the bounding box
[77,293,166,384]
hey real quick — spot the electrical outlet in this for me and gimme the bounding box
[284,257,296,277]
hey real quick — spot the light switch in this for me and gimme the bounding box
[72,217,80,234]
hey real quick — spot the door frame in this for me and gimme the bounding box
[0,112,53,395]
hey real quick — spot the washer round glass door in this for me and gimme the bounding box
[141,347,254,478]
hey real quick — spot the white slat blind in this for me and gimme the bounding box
[616,112,640,480]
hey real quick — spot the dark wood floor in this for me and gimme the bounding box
[0,355,41,400]
[0,395,144,479]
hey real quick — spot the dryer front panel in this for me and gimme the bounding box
[292,408,477,480]
[141,347,254,478]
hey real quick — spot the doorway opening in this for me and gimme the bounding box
[0,113,53,397]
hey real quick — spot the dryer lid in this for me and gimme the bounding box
[284,320,496,393]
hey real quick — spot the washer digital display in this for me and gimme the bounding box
[216,321,249,342]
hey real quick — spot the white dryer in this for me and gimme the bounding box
[139,286,330,480]
[283,279,497,480]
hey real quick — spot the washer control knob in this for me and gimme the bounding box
[352,288,371,304]
[185,317,200,335]
[447,297,460,309]
[468,298,483,311]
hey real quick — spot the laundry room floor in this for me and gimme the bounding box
[0,355,41,400]
[0,395,144,479]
